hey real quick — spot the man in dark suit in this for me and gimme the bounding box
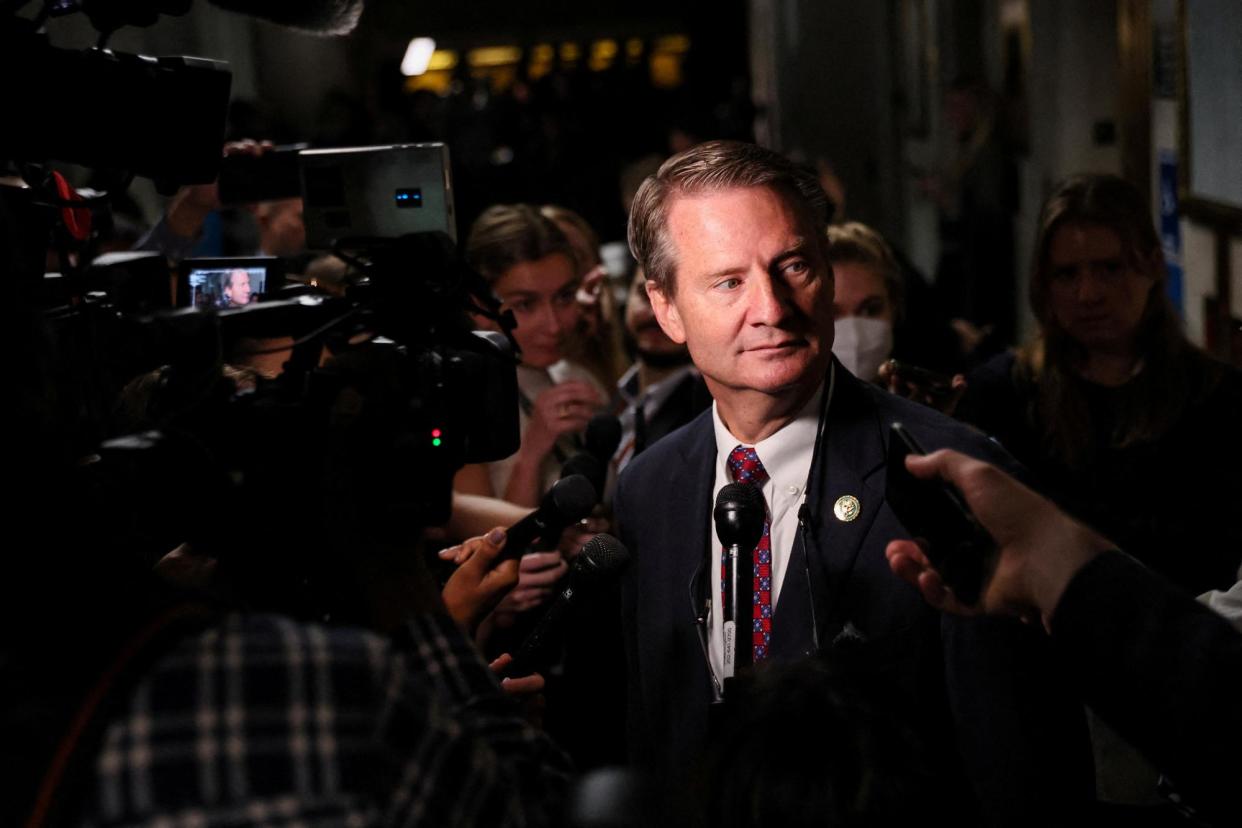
[615,140,1092,824]
[611,266,712,480]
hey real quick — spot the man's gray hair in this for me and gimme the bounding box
[627,140,831,295]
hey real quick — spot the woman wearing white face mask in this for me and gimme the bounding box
[826,223,902,383]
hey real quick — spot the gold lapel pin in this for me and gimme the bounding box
[833,495,861,522]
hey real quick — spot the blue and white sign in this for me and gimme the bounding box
[1158,149,1184,313]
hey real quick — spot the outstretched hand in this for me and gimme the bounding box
[885,450,1113,626]
[438,528,520,633]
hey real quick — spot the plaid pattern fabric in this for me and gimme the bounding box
[724,445,774,662]
[80,612,571,828]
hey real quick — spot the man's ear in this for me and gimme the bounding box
[646,279,687,344]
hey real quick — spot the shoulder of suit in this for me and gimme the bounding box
[856,378,1014,466]
[617,408,712,489]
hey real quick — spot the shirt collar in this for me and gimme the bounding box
[616,363,640,401]
[712,364,834,488]
[617,362,698,408]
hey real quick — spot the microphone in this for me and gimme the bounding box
[206,0,362,35]
[584,412,622,462]
[562,412,619,505]
[714,482,765,675]
[561,452,605,503]
[504,533,630,677]
[499,474,597,560]
[207,0,365,35]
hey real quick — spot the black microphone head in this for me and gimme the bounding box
[571,533,631,585]
[714,482,765,551]
[585,413,622,461]
[547,473,598,523]
[561,453,605,501]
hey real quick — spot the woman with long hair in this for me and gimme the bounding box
[959,174,1242,596]
[453,204,605,510]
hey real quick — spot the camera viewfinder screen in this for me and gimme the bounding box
[394,188,423,208]
[188,266,267,308]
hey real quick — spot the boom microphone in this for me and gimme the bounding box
[207,0,365,35]
[499,473,597,559]
[714,482,765,674]
[504,533,630,677]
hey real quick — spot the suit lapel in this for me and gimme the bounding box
[635,409,718,720]
[675,409,718,624]
[770,370,886,657]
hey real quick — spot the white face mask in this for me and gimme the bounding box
[832,316,893,382]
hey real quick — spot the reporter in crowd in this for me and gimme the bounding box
[541,204,629,390]
[453,205,607,634]
[825,221,903,383]
[825,220,966,414]
[454,204,606,510]
[957,174,1242,597]
[886,449,1241,824]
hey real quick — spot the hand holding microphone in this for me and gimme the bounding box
[502,533,631,678]
[438,527,520,634]
[499,473,598,556]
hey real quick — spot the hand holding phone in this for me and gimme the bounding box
[884,423,996,606]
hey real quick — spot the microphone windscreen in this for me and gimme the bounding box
[714,482,765,551]
[549,473,598,523]
[206,0,364,35]
[572,533,630,585]
[561,453,604,498]
[585,413,622,460]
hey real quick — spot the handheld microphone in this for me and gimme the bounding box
[584,412,622,461]
[561,452,605,503]
[499,473,597,560]
[714,482,765,674]
[504,533,630,677]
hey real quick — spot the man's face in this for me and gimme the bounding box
[224,269,251,306]
[647,186,834,403]
[625,268,687,362]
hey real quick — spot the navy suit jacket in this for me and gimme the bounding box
[615,368,1093,825]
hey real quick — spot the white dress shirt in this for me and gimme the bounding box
[708,366,834,682]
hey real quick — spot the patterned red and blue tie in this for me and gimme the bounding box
[723,445,773,662]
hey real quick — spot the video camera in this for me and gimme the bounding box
[3,1,521,620]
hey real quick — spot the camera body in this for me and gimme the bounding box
[300,144,458,247]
